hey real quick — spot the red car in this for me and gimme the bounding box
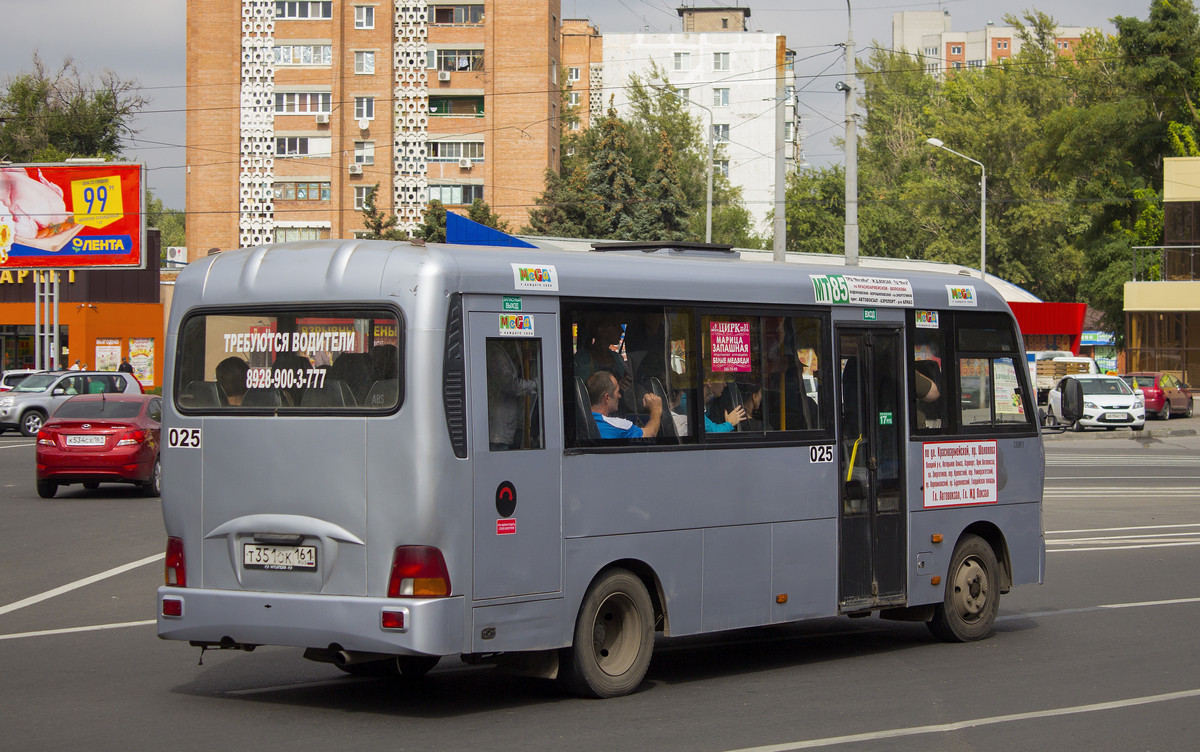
[35,394,162,498]
[1120,372,1194,420]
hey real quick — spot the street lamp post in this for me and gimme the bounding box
[926,137,987,280]
[842,0,858,267]
[660,87,714,244]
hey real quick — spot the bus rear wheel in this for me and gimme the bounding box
[928,534,999,643]
[560,568,654,698]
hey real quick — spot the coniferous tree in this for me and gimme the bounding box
[359,184,407,240]
[633,130,690,240]
[587,106,640,238]
[417,199,447,242]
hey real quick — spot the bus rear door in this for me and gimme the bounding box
[837,327,906,611]
[467,308,562,602]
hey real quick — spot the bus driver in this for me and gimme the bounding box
[587,370,663,439]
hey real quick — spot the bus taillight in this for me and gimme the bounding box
[165,536,187,587]
[387,546,451,597]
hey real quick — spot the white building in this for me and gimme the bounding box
[602,9,794,235]
[893,10,1091,76]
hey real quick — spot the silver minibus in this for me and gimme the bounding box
[158,239,1049,697]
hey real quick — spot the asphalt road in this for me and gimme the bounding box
[2,420,1198,751]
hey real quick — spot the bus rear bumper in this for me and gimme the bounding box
[156,586,465,657]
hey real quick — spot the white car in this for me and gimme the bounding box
[1047,374,1145,432]
[1,369,41,392]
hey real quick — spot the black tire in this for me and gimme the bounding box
[1072,419,1085,433]
[928,534,1000,642]
[559,568,654,698]
[36,480,57,499]
[1160,402,1170,420]
[140,457,162,497]
[20,409,47,437]
[1186,400,1193,419]
[1132,424,1145,432]
[83,482,100,490]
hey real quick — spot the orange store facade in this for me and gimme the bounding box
[0,234,164,387]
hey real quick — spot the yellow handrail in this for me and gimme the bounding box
[845,434,863,483]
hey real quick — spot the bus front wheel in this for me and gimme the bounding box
[928,534,1000,643]
[560,568,654,698]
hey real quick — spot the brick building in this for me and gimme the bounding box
[186,0,561,257]
[892,10,1090,76]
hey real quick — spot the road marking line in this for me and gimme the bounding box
[1049,541,1200,552]
[0,620,155,641]
[0,442,35,450]
[720,688,1200,752]
[1049,523,1200,535]
[1052,532,1200,543]
[999,596,1200,621]
[0,553,164,617]
[224,678,371,696]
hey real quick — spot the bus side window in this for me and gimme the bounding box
[486,338,543,451]
[912,324,946,432]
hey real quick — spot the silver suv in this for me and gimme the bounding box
[0,371,144,436]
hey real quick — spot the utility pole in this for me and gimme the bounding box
[841,1,858,266]
[773,41,787,261]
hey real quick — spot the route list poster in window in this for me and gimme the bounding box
[922,440,998,507]
[0,163,143,270]
[710,321,751,372]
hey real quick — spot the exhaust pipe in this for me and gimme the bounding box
[303,647,394,667]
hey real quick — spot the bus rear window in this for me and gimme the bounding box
[175,308,402,412]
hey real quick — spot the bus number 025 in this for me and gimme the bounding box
[168,427,202,449]
[809,445,834,463]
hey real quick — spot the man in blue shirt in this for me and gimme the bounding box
[587,371,663,439]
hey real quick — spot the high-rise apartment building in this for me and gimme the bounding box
[592,7,795,234]
[186,0,561,258]
[892,10,1089,76]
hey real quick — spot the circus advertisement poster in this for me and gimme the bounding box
[0,163,143,270]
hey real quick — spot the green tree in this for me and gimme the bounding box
[0,54,147,162]
[145,190,185,255]
[632,130,690,240]
[359,183,407,240]
[466,198,510,232]
[586,106,640,238]
[417,199,447,242]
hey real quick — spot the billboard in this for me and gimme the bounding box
[0,163,143,270]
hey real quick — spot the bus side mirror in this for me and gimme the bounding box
[1060,379,1084,423]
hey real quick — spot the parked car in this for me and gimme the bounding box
[1047,374,1145,432]
[35,393,162,498]
[0,370,143,437]
[1,369,42,392]
[1119,372,1194,420]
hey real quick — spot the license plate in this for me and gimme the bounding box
[66,435,106,446]
[1105,412,1130,421]
[243,543,317,571]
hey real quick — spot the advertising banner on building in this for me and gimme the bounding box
[95,338,122,371]
[0,163,143,270]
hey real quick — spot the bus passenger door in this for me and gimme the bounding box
[836,328,906,611]
[468,311,562,600]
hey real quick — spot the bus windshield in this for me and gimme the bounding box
[174,307,402,411]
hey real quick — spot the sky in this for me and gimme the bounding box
[0,0,1142,212]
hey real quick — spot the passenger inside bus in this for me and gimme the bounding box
[702,373,746,432]
[738,381,765,431]
[486,339,540,451]
[914,359,943,429]
[587,370,663,439]
[216,356,249,406]
[575,313,634,412]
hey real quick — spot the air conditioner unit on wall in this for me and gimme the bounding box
[437,70,451,82]
[165,246,188,264]
[314,113,330,124]
[348,164,363,175]
[458,158,473,169]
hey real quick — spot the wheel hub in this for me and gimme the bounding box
[953,557,989,618]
